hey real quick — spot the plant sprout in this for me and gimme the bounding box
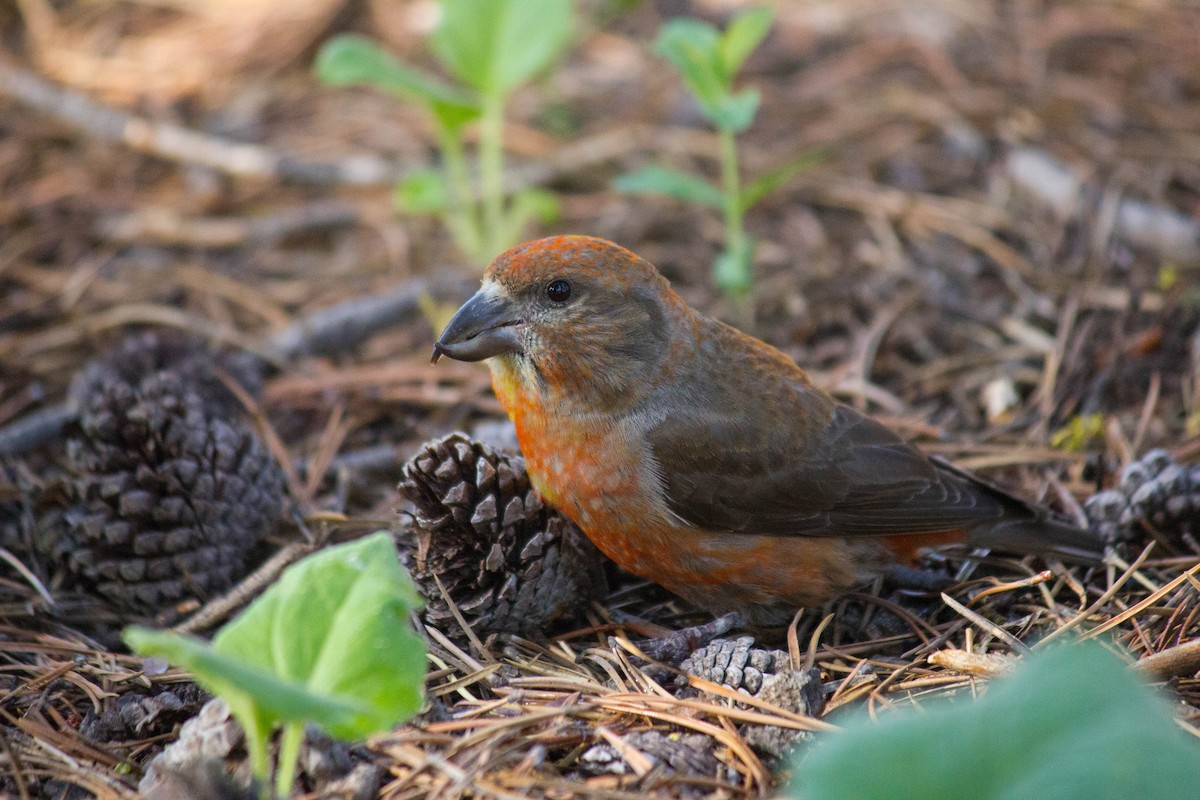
[316,0,574,266]
[618,7,820,310]
[126,532,425,800]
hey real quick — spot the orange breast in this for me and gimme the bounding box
[491,358,686,569]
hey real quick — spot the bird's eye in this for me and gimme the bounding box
[545,279,572,303]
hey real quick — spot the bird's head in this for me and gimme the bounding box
[433,236,682,407]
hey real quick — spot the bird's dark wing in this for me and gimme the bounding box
[643,316,1104,560]
[646,385,1008,538]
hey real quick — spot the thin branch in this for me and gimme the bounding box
[0,57,398,186]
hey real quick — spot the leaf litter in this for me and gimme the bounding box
[2,0,1200,797]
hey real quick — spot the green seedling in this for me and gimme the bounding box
[316,0,574,266]
[126,532,425,800]
[617,7,817,306]
[791,641,1200,800]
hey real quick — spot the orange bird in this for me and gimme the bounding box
[433,236,1103,626]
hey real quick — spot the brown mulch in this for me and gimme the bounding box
[2,0,1200,797]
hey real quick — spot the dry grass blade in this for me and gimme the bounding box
[1040,545,1157,644]
[939,593,1028,653]
[0,548,54,608]
[684,676,837,732]
[594,727,655,777]
[1084,562,1200,641]
[170,540,319,634]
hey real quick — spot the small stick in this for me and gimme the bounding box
[1135,639,1200,681]
[0,57,398,186]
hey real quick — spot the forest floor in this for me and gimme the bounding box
[1,0,1199,797]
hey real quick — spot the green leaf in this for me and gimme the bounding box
[126,532,425,762]
[614,166,724,209]
[740,148,827,211]
[791,642,1200,800]
[654,19,763,132]
[315,35,479,130]
[655,18,730,120]
[718,6,773,76]
[213,532,424,737]
[655,18,722,75]
[433,0,575,94]
[654,12,770,132]
[395,169,450,215]
[1158,263,1178,291]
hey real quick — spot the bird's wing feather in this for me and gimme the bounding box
[647,387,1007,538]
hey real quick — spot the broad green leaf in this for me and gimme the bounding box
[214,532,424,735]
[655,18,722,77]
[614,166,724,209]
[740,148,827,211]
[718,6,773,76]
[791,642,1200,800]
[315,35,479,130]
[395,169,450,214]
[655,18,729,121]
[126,532,425,743]
[714,243,754,295]
[433,0,575,93]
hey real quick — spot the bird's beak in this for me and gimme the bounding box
[431,286,523,364]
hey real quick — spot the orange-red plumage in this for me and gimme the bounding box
[433,235,1103,624]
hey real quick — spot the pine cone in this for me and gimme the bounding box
[740,668,824,759]
[68,330,263,418]
[1085,449,1200,553]
[679,637,823,759]
[679,636,789,695]
[399,433,607,639]
[56,334,283,613]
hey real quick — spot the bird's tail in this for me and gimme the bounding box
[933,457,1109,562]
[969,513,1108,562]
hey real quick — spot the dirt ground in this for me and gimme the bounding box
[1,0,1199,798]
